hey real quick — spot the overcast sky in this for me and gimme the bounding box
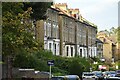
[54,0,119,31]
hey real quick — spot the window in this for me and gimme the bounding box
[49,43,52,50]
[53,22,59,39]
[80,49,82,57]
[56,24,59,38]
[66,46,69,56]
[44,22,47,36]
[47,21,51,37]
[84,49,86,57]
[71,47,73,57]
[53,23,56,38]
[54,44,56,55]
[103,38,106,42]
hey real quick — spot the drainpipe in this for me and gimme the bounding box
[75,21,78,57]
[86,26,89,58]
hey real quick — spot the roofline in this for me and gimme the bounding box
[59,12,97,29]
[49,7,60,12]
[49,6,97,29]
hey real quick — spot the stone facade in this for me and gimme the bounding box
[35,3,97,58]
[35,8,60,56]
[96,38,103,59]
[97,31,116,62]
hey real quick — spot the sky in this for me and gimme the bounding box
[54,0,119,31]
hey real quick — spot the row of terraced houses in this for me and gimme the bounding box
[34,3,98,58]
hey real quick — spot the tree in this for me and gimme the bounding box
[23,2,53,20]
[110,27,117,36]
[2,2,53,79]
[13,48,38,68]
[118,26,120,43]
[53,56,70,75]
[103,29,110,36]
[68,58,84,79]
[2,2,38,79]
[2,1,53,58]
[2,3,26,79]
[102,27,119,41]
[102,27,117,37]
[2,2,39,57]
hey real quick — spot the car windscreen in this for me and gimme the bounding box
[110,72,115,74]
[116,70,120,74]
[51,77,65,80]
[95,73,102,76]
[83,73,94,76]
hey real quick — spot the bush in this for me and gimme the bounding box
[13,49,38,68]
[68,58,84,77]
[13,49,91,77]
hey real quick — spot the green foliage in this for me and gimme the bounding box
[13,48,38,68]
[117,61,120,69]
[79,58,90,71]
[104,27,117,36]
[110,27,118,36]
[2,2,24,16]
[2,2,39,56]
[90,57,99,62]
[13,49,91,76]
[92,64,99,71]
[13,49,50,71]
[102,27,120,43]
[23,2,52,20]
[2,2,92,77]
[2,2,52,71]
[35,50,53,60]
[2,3,44,78]
[68,58,84,77]
[53,56,90,77]
[54,56,71,72]
[109,67,115,71]
[118,27,120,43]
[91,57,107,71]
[52,67,68,76]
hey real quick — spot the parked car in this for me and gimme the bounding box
[116,70,120,74]
[102,71,111,78]
[65,75,80,80]
[52,75,80,80]
[106,77,120,80]
[115,70,120,77]
[82,72,98,80]
[51,76,65,80]
[109,71,116,77]
[93,71,104,80]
